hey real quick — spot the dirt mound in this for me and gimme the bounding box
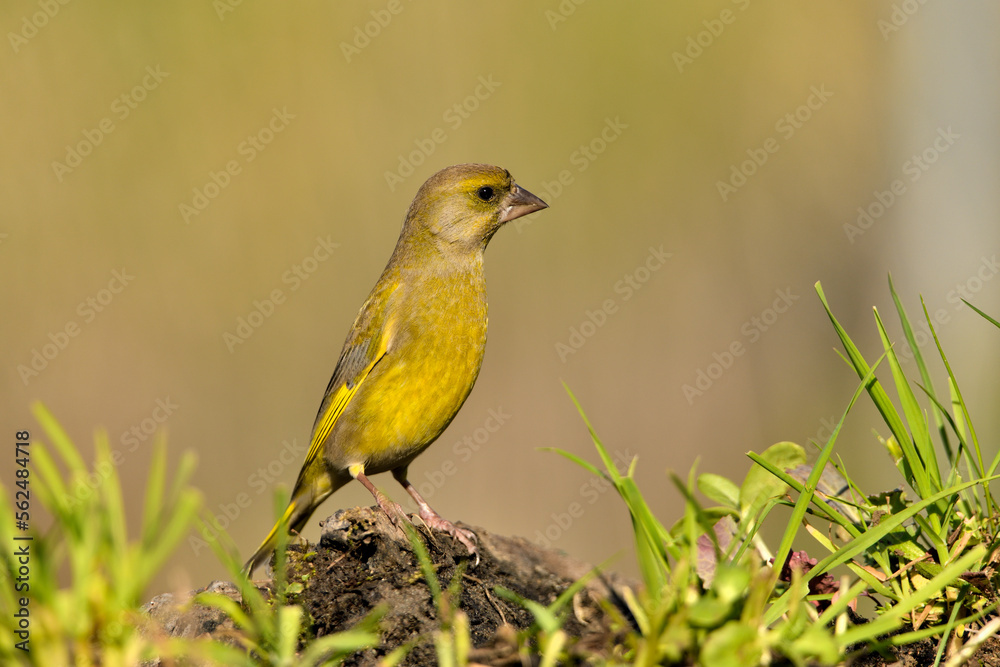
[145,506,633,665]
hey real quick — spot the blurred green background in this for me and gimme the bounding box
[3,2,998,593]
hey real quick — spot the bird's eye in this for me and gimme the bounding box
[476,186,495,201]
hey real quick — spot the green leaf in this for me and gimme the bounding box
[700,621,763,667]
[699,473,741,510]
[688,597,734,628]
[787,623,842,664]
[712,563,751,604]
[740,441,805,523]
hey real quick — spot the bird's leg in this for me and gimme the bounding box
[349,464,407,526]
[392,468,479,564]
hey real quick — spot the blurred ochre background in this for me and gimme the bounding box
[2,1,998,591]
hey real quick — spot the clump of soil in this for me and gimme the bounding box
[145,506,633,665]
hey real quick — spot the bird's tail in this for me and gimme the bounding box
[242,480,341,575]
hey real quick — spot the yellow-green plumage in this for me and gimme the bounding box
[244,164,547,574]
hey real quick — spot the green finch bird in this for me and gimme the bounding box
[243,163,547,574]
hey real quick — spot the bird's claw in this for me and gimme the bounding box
[373,494,408,527]
[419,513,480,566]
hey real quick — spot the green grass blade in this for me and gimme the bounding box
[873,307,942,494]
[836,546,985,647]
[28,441,72,525]
[562,382,624,484]
[546,557,615,617]
[855,602,998,656]
[194,591,256,637]
[402,519,443,608]
[276,604,303,661]
[495,587,562,634]
[808,477,996,579]
[962,299,1000,329]
[141,437,168,550]
[297,630,381,665]
[815,283,927,496]
[921,298,984,474]
[805,524,894,599]
[142,488,201,585]
[816,578,870,625]
[540,446,606,479]
[769,363,877,586]
[765,476,998,625]
[920,298,997,522]
[746,457,859,539]
[95,431,130,577]
[916,384,979,478]
[889,274,950,457]
[562,383,677,587]
[32,401,87,473]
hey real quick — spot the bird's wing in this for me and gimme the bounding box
[300,282,398,473]
[242,284,398,575]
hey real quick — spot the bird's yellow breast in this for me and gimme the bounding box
[328,267,488,473]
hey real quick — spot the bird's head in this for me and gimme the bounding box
[400,164,547,255]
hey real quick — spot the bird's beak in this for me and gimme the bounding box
[499,184,548,223]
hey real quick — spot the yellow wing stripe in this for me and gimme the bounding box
[305,351,385,467]
[312,385,355,454]
[242,496,299,574]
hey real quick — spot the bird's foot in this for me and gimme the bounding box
[373,493,408,527]
[390,471,480,565]
[417,509,480,566]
